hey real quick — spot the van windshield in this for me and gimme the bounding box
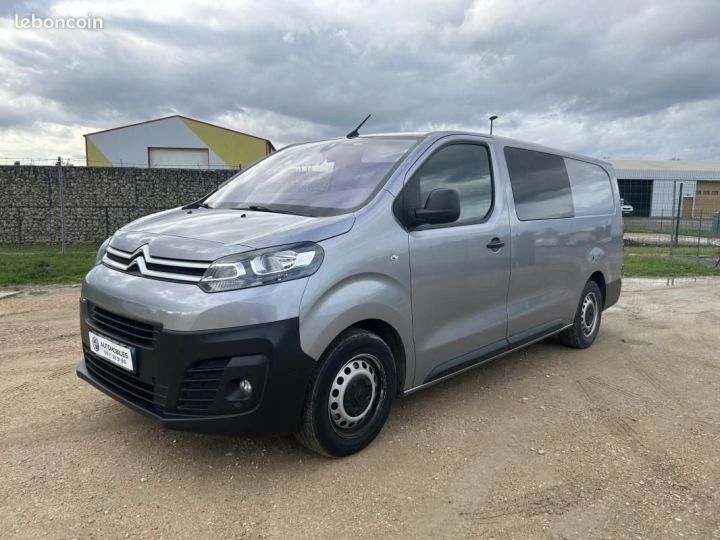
[204,137,421,216]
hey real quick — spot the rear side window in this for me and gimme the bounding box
[505,147,574,220]
[414,144,493,225]
[564,158,614,216]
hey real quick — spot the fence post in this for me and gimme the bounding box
[697,209,703,259]
[673,182,683,249]
[57,156,66,254]
[659,208,664,233]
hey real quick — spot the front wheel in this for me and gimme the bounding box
[295,328,397,457]
[558,280,603,349]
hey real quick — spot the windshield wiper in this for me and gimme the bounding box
[233,205,314,217]
[182,200,213,210]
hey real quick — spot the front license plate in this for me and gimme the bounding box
[88,331,135,372]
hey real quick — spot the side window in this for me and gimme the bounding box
[414,144,493,225]
[505,147,574,221]
[565,158,614,216]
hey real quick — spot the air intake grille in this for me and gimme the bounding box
[177,358,230,412]
[89,304,159,349]
[84,346,167,409]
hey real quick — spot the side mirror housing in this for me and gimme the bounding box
[410,188,461,226]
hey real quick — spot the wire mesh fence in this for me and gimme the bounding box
[624,215,720,269]
[619,177,720,269]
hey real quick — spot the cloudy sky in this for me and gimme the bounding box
[1,0,719,163]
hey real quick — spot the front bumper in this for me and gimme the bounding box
[77,300,315,435]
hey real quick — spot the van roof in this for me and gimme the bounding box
[357,131,613,171]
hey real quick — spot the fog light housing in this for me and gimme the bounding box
[238,379,253,397]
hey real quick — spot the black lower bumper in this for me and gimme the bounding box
[604,278,622,309]
[77,301,315,435]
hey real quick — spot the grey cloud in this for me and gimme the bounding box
[0,0,719,159]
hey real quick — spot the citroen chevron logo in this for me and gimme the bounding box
[123,245,148,270]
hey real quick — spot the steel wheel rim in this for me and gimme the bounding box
[580,291,599,338]
[328,353,385,434]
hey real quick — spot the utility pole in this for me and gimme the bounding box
[489,115,498,135]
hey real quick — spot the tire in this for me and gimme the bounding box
[558,280,603,349]
[295,328,397,457]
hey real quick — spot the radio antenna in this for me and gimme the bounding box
[346,114,372,139]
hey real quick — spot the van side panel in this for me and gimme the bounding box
[498,144,622,339]
[298,190,416,390]
[506,214,608,335]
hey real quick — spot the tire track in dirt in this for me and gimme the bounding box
[0,365,75,398]
[459,482,588,523]
[633,365,689,410]
[575,378,645,447]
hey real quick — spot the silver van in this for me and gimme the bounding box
[77,131,622,456]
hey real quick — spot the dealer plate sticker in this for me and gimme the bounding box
[89,331,135,372]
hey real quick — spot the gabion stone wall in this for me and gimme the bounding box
[0,165,236,244]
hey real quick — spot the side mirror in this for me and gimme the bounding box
[411,188,461,226]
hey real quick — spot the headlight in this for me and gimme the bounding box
[198,242,324,293]
[95,237,112,265]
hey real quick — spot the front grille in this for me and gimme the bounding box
[84,347,167,409]
[103,244,211,283]
[89,305,159,349]
[177,358,230,412]
[144,262,206,277]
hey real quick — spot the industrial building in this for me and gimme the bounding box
[84,115,275,169]
[611,160,720,218]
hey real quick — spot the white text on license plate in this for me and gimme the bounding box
[89,331,135,372]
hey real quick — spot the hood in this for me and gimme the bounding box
[110,207,355,261]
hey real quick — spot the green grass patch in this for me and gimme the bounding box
[624,247,720,277]
[0,244,98,255]
[625,245,719,257]
[0,245,97,286]
[1,244,718,286]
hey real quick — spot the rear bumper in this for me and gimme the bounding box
[605,278,622,309]
[77,300,315,435]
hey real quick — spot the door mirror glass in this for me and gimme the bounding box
[411,188,461,225]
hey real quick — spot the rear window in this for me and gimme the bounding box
[505,147,574,220]
[564,158,614,216]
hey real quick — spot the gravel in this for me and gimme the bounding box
[1,279,719,539]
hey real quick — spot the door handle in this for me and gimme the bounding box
[486,237,506,251]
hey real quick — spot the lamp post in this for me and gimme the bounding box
[489,115,498,135]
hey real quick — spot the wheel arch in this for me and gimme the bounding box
[345,319,407,397]
[588,270,607,308]
[298,274,415,392]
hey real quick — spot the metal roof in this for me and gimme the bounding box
[84,114,275,147]
[610,160,720,181]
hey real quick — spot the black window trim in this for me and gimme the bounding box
[393,140,496,231]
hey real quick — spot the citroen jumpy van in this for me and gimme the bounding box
[77,132,622,456]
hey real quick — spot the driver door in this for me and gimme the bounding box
[401,140,511,385]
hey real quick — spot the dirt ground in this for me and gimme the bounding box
[1,279,719,539]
